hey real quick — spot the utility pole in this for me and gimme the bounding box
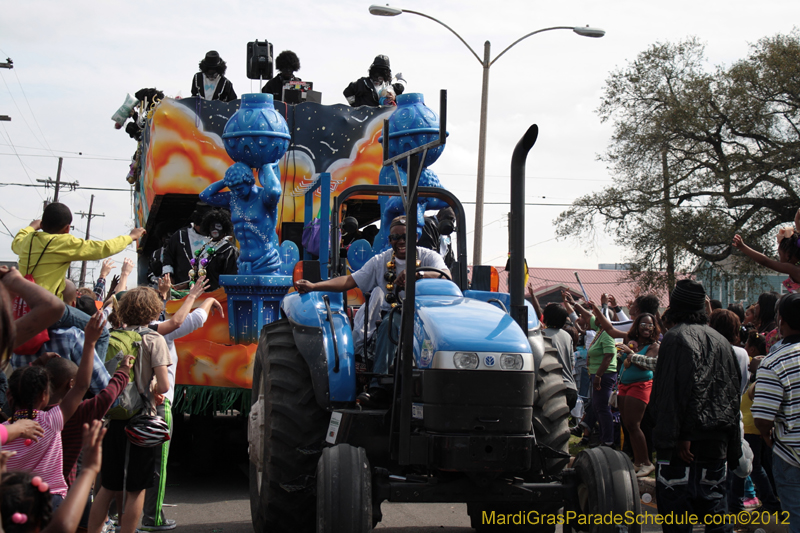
[53,157,63,202]
[1,58,12,122]
[77,195,104,287]
[37,158,78,207]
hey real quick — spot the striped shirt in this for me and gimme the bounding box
[3,406,69,497]
[751,337,800,468]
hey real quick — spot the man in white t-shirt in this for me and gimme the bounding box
[296,216,448,405]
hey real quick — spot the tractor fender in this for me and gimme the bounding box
[282,291,357,408]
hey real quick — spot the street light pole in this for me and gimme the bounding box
[475,41,491,266]
[369,5,604,266]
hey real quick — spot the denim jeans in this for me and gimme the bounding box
[656,459,732,533]
[772,452,800,533]
[54,304,109,361]
[583,372,617,445]
[368,310,402,391]
[575,363,591,400]
[731,434,781,512]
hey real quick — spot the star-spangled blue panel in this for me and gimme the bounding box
[347,239,374,272]
[279,241,300,275]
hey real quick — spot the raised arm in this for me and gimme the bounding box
[733,234,800,277]
[591,303,630,340]
[116,258,135,292]
[258,162,282,207]
[59,311,105,422]
[199,180,231,207]
[156,276,210,336]
[43,421,106,533]
[0,267,64,351]
[295,275,357,294]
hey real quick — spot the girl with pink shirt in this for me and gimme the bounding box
[2,311,103,509]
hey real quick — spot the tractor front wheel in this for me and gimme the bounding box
[249,318,329,533]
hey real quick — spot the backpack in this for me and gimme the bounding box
[13,235,55,355]
[105,327,158,420]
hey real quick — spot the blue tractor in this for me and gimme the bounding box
[247,92,640,532]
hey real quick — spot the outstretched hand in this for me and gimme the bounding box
[295,279,314,294]
[732,234,744,249]
[157,273,172,300]
[189,275,210,298]
[80,420,106,474]
[7,419,44,444]
[99,259,115,279]
[84,310,107,346]
[120,258,135,276]
[207,298,225,318]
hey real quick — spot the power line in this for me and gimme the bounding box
[0,123,43,200]
[0,68,47,151]
[0,216,13,237]
[437,171,612,183]
[0,181,131,192]
[0,152,129,161]
[11,66,55,155]
[0,143,128,159]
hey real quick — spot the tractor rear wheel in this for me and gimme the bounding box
[532,337,571,475]
[316,444,372,533]
[249,318,329,533]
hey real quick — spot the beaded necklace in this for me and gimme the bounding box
[188,242,220,286]
[11,409,40,422]
[382,253,420,307]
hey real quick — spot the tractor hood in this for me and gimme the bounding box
[413,292,532,362]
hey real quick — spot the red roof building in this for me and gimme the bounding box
[496,267,670,308]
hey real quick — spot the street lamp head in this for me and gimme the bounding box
[573,26,605,38]
[369,4,403,16]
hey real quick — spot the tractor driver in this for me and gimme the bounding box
[295,215,449,406]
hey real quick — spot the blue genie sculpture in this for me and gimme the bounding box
[200,93,289,275]
[200,93,294,344]
[372,93,449,255]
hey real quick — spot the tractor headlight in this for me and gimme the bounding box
[453,352,479,370]
[500,353,524,370]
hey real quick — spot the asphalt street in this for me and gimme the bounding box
[155,415,786,533]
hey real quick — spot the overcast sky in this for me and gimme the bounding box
[1,0,798,284]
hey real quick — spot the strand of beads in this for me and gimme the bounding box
[188,244,217,286]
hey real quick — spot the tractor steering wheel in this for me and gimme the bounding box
[415,266,452,280]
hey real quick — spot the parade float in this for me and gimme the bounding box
[132,94,396,414]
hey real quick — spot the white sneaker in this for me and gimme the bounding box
[636,463,655,477]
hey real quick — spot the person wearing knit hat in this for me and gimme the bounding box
[651,279,743,529]
[669,279,707,314]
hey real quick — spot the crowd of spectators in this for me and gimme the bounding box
[0,201,224,532]
[532,267,800,531]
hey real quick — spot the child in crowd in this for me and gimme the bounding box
[46,352,134,487]
[733,217,800,294]
[87,287,171,533]
[0,420,106,533]
[2,311,103,509]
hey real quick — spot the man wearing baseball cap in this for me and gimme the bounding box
[651,279,742,532]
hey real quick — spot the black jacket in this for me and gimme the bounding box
[651,323,741,458]
[343,77,404,107]
[191,73,237,103]
[261,74,301,101]
[162,227,238,290]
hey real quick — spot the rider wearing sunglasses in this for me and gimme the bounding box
[295,215,450,406]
